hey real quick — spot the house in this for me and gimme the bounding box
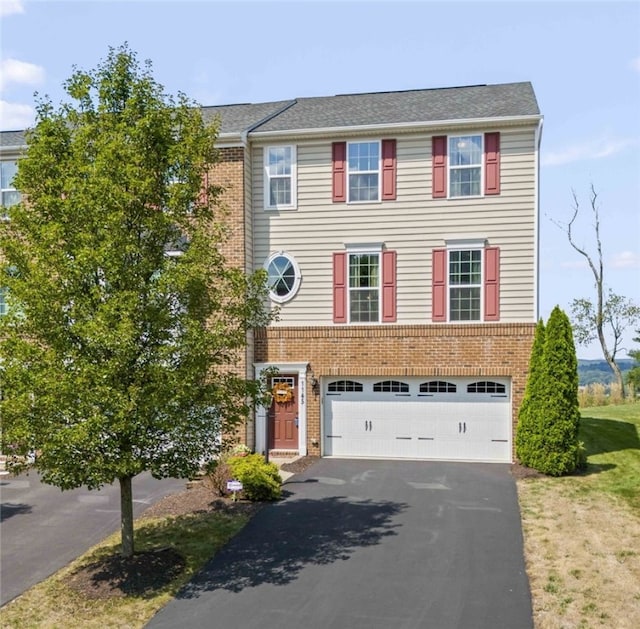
[0,81,543,463]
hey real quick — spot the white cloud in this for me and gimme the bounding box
[560,259,589,270]
[0,0,24,18]
[0,58,45,92]
[610,251,640,269]
[541,136,639,166]
[0,100,34,130]
[631,57,640,73]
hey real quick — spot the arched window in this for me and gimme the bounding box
[419,381,456,393]
[373,380,409,393]
[467,381,506,394]
[327,380,364,393]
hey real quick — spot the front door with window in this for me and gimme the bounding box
[269,375,299,450]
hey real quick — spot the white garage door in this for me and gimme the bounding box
[323,377,511,462]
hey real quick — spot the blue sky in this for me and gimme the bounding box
[1,0,639,359]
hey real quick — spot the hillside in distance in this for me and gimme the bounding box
[578,358,634,386]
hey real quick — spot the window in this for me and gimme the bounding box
[432,132,500,199]
[449,249,482,321]
[349,252,380,322]
[1,160,21,218]
[0,287,7,316]
[373,380,409,393]
[431,245,500,322]
[327,380,363,393]
[419,381,456,393]
[449,135,482,197]
[264,146,296,209]
[264,252,301,303]
[348,141,380,202]
[467,381,506,394]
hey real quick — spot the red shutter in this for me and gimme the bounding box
[432,248,447,322]
[381,139,397,200]
[432,136,447,199]
[484,132,500,195]
[484,246,500,321]
[332,142,347,202]
[382,250,397,322]
[333,252,347,323]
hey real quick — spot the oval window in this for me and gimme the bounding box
[264,252,301,303]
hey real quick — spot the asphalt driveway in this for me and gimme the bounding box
[147,459,533,629]
[0,471,187,605]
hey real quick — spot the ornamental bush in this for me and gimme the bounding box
[228,453,282,501]
[516,307,581,475]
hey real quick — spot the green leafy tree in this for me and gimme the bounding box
[515,318,545,465]
[523,306,581,475]
[0,45,271,557]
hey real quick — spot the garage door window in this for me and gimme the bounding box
[328,380,364,393]
[419,380,457,393]
[467,381,506,394]
[373,380,409,393]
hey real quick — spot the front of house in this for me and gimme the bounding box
[0,82,542,464]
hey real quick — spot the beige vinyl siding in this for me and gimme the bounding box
[252,126,537,326]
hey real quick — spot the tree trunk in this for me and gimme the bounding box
[119,475,135,558]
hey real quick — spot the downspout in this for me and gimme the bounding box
[534,116,544,322]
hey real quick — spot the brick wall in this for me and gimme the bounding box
[255,323,535,458]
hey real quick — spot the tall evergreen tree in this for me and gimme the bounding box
[0,45,271,557]
[515,318,546,466]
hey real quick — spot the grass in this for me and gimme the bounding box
[518,402,640,629]
[0,510,251,628]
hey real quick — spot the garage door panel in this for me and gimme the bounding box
[324,377,511,462]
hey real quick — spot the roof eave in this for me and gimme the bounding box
[248,114,543,140]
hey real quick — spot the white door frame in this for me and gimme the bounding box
[254,362,309,456]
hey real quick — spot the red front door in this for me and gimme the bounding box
[269,375,299,450]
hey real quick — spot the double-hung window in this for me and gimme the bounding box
[0,287,7,316]
[1,160,21,218]
[448,248,482,321]
[348,141,380,202]
[349,251,380,322]
[449,135,482,197]
[264,145,296,210]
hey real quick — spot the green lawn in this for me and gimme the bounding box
[578,402,640,511]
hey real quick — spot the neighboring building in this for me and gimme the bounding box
[0,81,543,463]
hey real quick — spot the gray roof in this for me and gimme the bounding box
[1,82,539,148]
[253,82,540,133]
[0,130,26,147]
[201,100,294,136]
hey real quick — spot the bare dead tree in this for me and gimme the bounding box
[554,184,640,397]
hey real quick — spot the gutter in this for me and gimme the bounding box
[533,116,544,322]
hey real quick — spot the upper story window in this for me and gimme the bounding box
[0,287,7,316]
[348,141,380,202]
[449,135,482,197]
[449,248,482,321]
[432,132,500,199]
[1,160,21,218]
[348,251,380,322]
[264,252,301,303]
[264,146,296,210]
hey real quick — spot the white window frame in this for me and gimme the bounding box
[448,134,483,199]
[263,251,302,304]
[1,160,21,220]
[346,243,382,324]
[347,140,381,203]
[264,145,297,210]
[0,287,7,316]
[446,239,485,322]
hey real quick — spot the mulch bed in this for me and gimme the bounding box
[63,456,320,600]
[510,462,546,479]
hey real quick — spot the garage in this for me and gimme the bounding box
[323,376,511,462]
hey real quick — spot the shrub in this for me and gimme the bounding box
[204,457,233,497]
[228,453,282,501]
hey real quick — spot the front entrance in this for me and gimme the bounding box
[269,375,299,450]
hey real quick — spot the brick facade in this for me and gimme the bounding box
[255,323,535,458]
